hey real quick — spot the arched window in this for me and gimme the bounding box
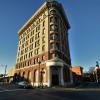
[41,69,46,82]
[22,71,25,81]
[34,70,38,82]
[22,71,25,77]
[50,9,56,15]
[27,71,31,82]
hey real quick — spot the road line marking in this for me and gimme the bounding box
[0,89,27,93]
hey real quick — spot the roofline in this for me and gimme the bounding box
[18,2,46,34]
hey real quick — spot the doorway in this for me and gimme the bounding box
[52,67,59,86]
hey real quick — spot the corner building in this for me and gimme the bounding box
[15,1,73,87]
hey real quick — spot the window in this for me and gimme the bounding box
[34,58,37,64]
[35,34,38,40]
[27,71,31,82]
[50,9,56,14]
[25,41,28,46]
[50,43,54,49]
[41,69,46,82]
[43,13,46,19]
[34,49,36,55]
[42,36,45,43]
[42,28,45,35]
[25,47,28,53]
[37,48,39,55]
[19,41,21,45]
[37,25,40,30]
[22,71,25,78]
[42,55,45,61]
[26,54,27,59]
[35,42,37,47]
[38,32,40,38]
[50,17,54,22]
[42,45,45,52]
[36,27,38,32]
[30,37,34,43]
[34,70,38,82]
[43,21,45,26]
[30,30,34,36]
[50,34,53,40]
[55,17,58,23]
[28,61,30,66]
[29,52,30,58]
[37,40,40,46]
[27,34,29,38]
[37,57,40,63]
[25,61,27,66]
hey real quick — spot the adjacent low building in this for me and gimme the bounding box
[7,67,15,83]
[15,0,73,87]
[72,66,83,84]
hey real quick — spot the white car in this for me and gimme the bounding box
[18,81,32,88]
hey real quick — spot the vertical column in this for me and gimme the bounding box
[69,67,73,84]
[61,67,64,86]
[47,67,51,87]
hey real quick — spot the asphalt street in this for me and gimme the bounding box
[0,83,100,100]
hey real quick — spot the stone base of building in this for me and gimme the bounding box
[15,58,73,87]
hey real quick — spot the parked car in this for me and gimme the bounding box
[17,81,32,88]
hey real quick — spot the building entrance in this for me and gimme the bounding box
[52,67,59,86]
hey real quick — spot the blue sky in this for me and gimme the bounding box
[0,0,100,73]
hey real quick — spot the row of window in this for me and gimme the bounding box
[17,45,45,61]
[19,20,45,40]
[19,9,58,40]
[18,35,45,52]
[17,55,46,68]
[19,28,45,45]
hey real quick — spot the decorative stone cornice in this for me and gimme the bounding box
[18,2,47,35]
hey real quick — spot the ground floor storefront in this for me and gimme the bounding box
[15,58,73,87]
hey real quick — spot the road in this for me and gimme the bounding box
[0,83,100,100]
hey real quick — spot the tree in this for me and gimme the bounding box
[0,74,4,77]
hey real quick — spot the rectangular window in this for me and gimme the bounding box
[38,32,40,38]
[42,55,45,61]
[43,21,45,26]
[36,27,38,32]
[35,34,37,40]
[42,45,45,52]
[38,25,40,30]
[50,17,53,22]
[37,57,40,63]
[42,28,45,35]
[42,36,45,43]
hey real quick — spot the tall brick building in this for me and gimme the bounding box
[15,0,73,87]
